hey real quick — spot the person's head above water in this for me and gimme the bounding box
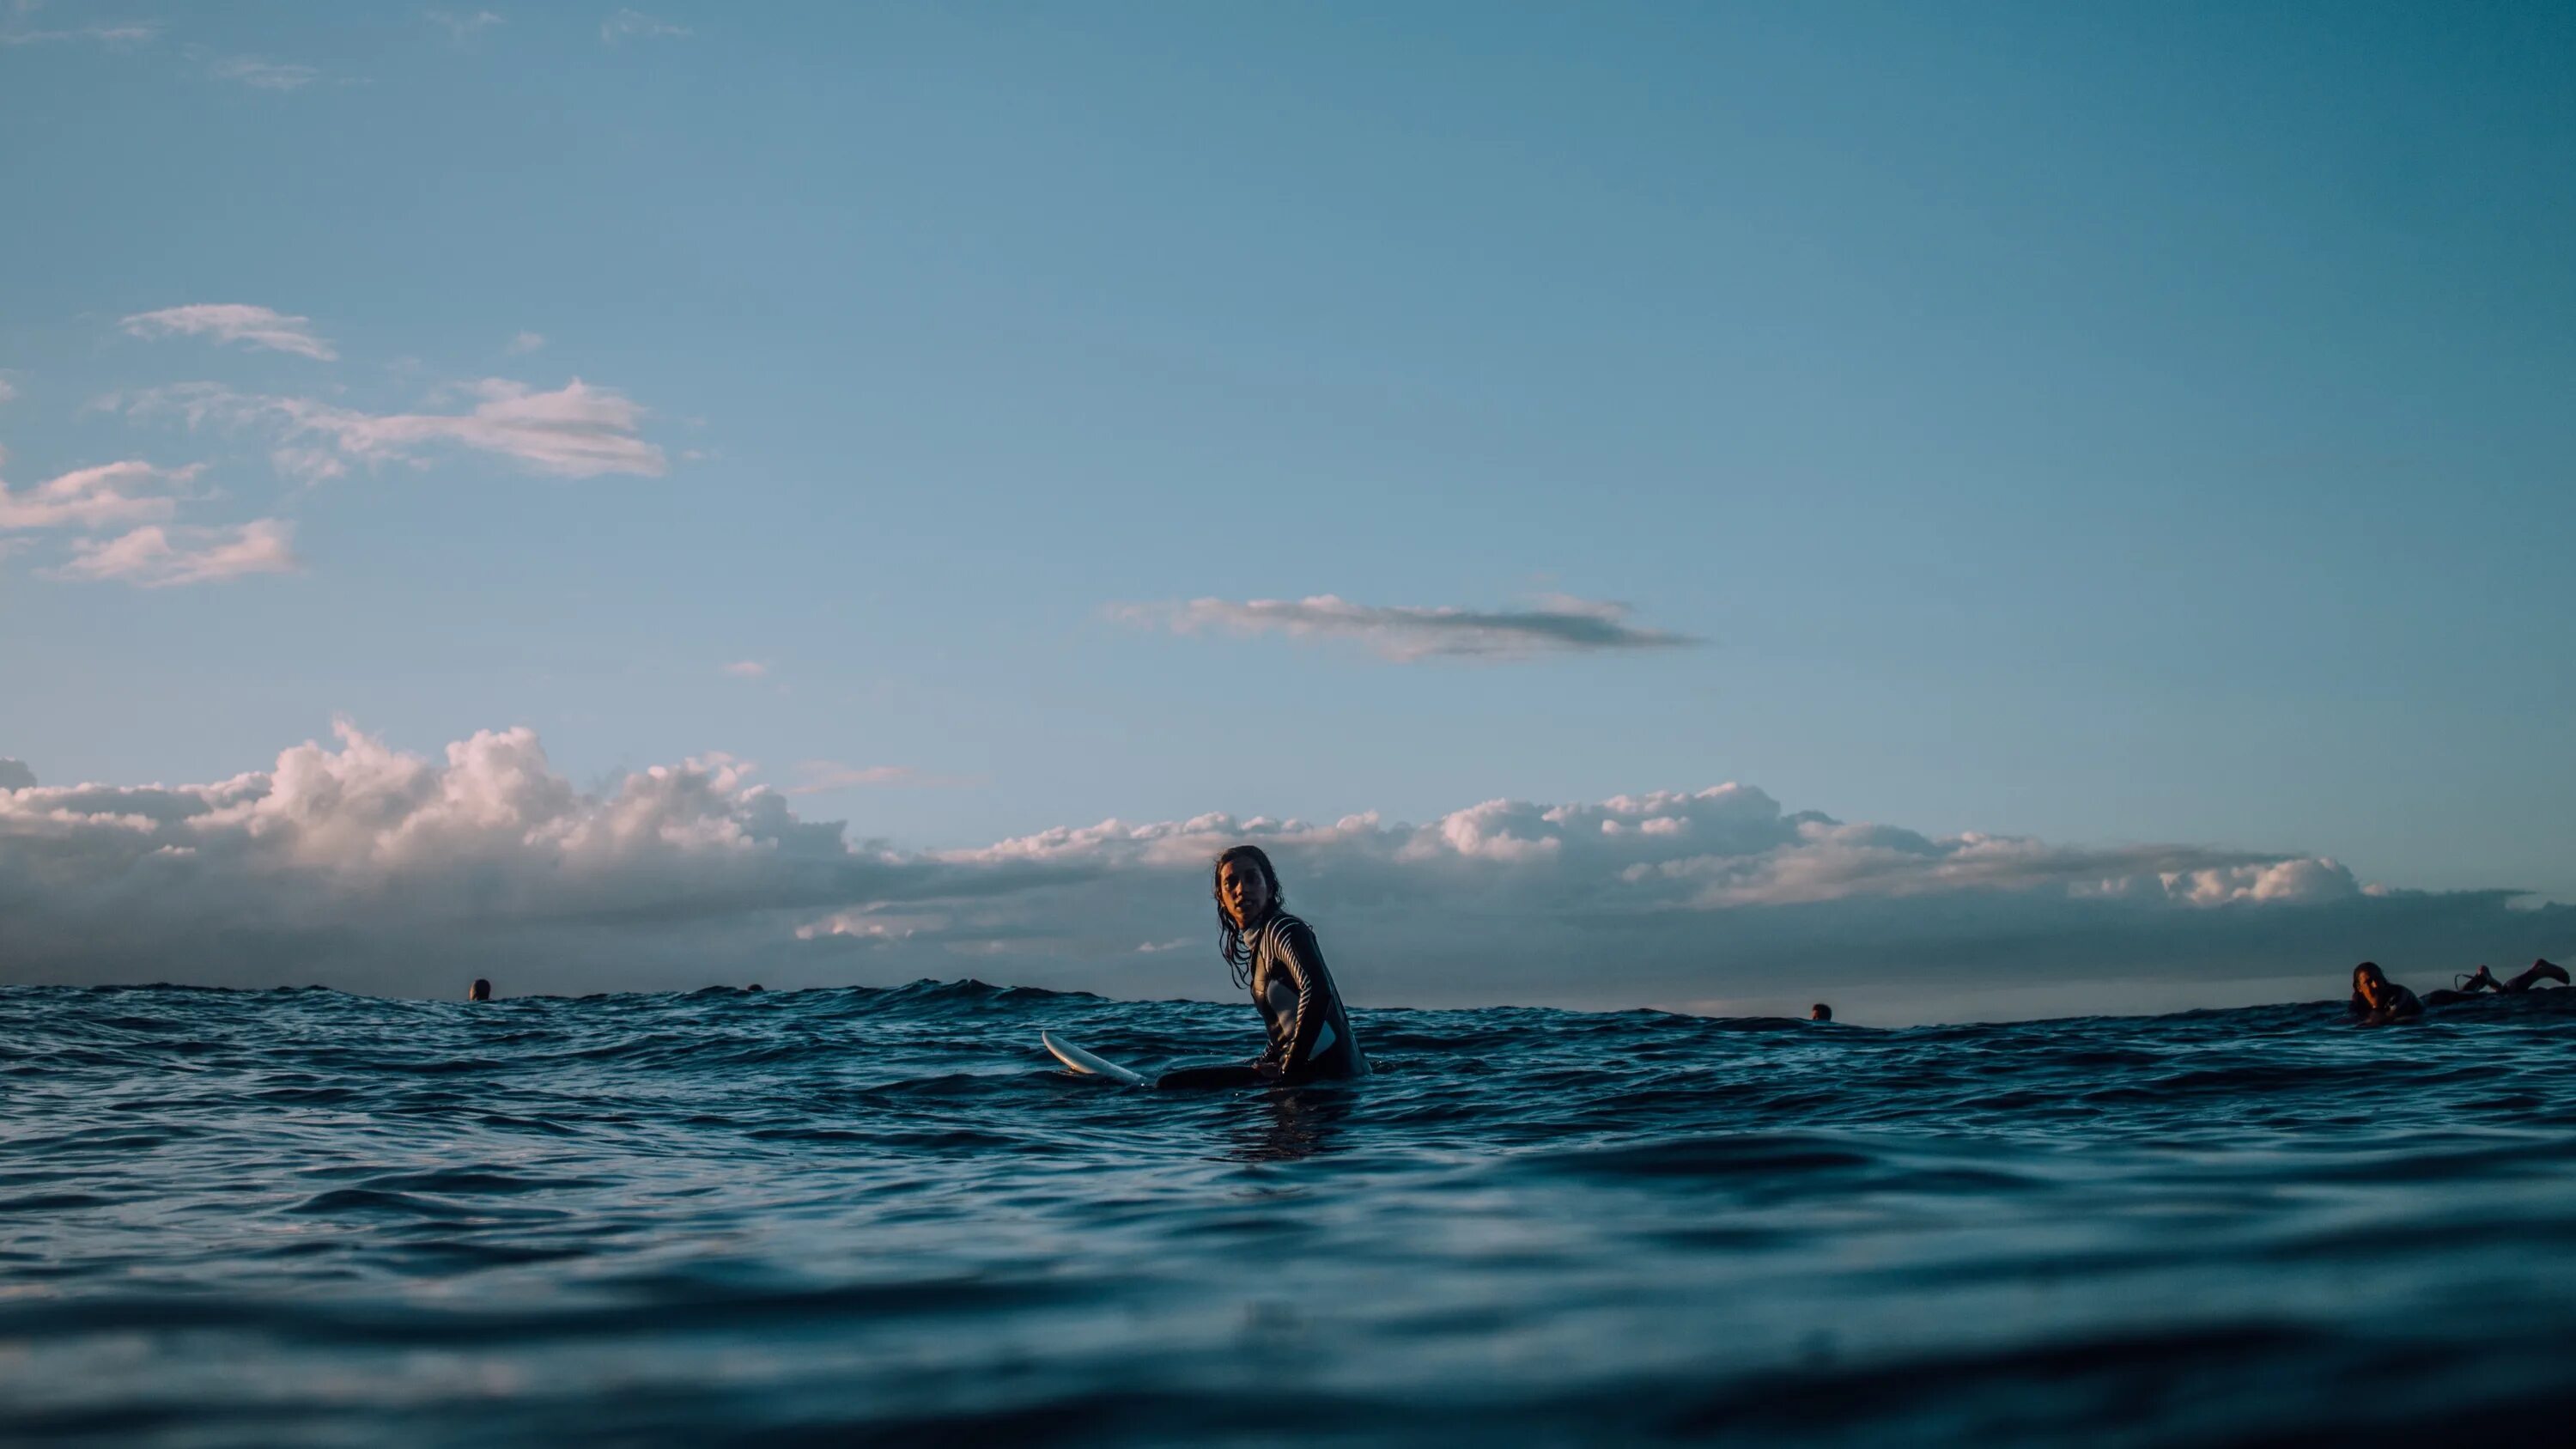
[1809,1003,1832,1022]
[1212,844,1284,987]
[2351,962,2391,1008]
[1214,845,1280,929]
[468,977,493,1002]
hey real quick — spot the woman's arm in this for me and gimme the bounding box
[1267,921,1330,1069]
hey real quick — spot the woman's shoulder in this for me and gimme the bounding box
[1274,914,1336,969]
[1261,910,1319,948]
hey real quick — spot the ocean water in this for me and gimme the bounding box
[7,981,2576,1446]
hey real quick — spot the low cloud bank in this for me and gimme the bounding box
[2,722,2564,1019]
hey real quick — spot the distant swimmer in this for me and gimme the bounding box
[467,977,493,1002]
[1157,845,1367,1089]
[2449,959,2568,997]
[2348,963,2421,1025]
[2348,959,2568,1025]
[1809,1003,1833,1022]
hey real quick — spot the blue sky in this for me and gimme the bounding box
[3,3,2572,1013]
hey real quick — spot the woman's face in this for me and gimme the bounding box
[2354,967,2387,1007]
[1220,859,1273,928]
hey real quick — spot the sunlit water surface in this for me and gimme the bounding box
[8,981,2576,1446]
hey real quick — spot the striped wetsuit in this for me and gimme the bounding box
[1244,910,1366,1080]
[1157,910,1367,1088]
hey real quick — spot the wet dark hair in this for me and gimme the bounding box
[2352,961,2385,990]
[1809,1003,1832,1021]
[468,977,493,1002]
[1213,844,1284,989]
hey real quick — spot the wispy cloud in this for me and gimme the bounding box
[789,761,977,795]
[133,377,667,479]
[0,377,17,404]
[428,9,504,40]
[0,460,202,532]
[1114,593,1700,661]
[720,660,768,679]
[505,331,545,355]
[270,447,347,485]
[49,519,300,587]
[601,9,688,43]
[0,20,157,46]
[123,304,337,361]
[207,55,319,90]
[2,452,299,586]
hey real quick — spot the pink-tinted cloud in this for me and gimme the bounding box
[122,304,337,361]
[133,378,666,479]
[0,460,201,531]
[51,519,300,587]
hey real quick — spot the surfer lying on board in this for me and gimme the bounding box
[2450,959,2567,996]
[2348,959,2569,1025]
[1157,845,1368,1088]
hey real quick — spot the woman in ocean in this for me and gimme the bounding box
[1157,845,1367,1087]
[2348,959,2567,1026]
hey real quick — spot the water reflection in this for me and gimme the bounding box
[1228,1085,1359,1163]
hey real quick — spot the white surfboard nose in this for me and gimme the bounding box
[1042,1031,1150,1087]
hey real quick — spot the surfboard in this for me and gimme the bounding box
[1042,1031,1150,1087]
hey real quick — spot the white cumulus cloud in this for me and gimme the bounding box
[1115,593,1698,661]
[122,304,337,361]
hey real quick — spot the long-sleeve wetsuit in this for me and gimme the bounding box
[1247,911,1364,1079]
[1157,910,1367,1088]
[2349,983,2424,1024]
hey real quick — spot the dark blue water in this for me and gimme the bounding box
[7,982,2576,1446]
